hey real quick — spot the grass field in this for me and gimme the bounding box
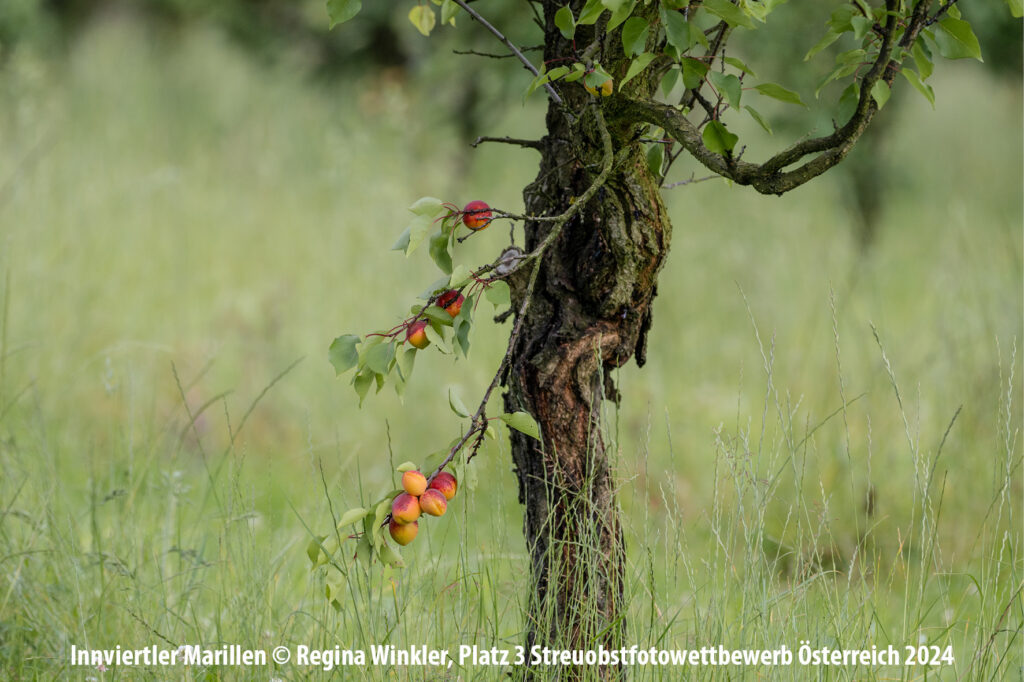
[0,15,1021,680]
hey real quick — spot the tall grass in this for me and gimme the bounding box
[0,14,1020,680]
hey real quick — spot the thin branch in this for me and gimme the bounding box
[625,0,930,196]
[662,173,720,189]
[453,47,542,59]
[450,0,564,105]
[471,136,544,150]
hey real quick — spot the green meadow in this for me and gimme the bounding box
[0,14,1020,680]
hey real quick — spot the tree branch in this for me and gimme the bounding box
[450,0,564,105]
[621,0,932,196]
[471,136,544,150]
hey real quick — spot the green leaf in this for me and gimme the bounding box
[681,58,709,90]
[500,411,541,440]
[425,324,451,353]
[449,264,472,289]
[660,8,691,52]
[326,0,361,28]
[363,341,395,375]
[405,214,433,256]
[827,4,856,33]
[448,388,471,418]
[1008,0,1023,18]
[391,225,411,252]
[577,0,605,24]
[621,17,649,57]
[837,82,859,123]
[397,347,416,382]
[934,17,982,61]
[606,0,635,30]
[564,63,587,82]
[661,66,682,97]
[337,507,369,527]
[723,56,757,77]
[646,142,665,178]
[306,535,327,564]
[409,196,445,216]
[329,334,360,375]
[428,230,453,274]
[440,0,459,24]
[377,540,405,569]
[353,370,373,405]
[912,40,934,80]
[744,105,772,134]
[395,462,418,473]
[370,498,391,547]
[702,120,738,155]
[484,280,511,307]
[621,53,658,90]
[354,532,372,565]
[815,61,859,98]
[901,69,935,108]
[851,15,872,40]
[702,0,755,29]
[753,82,807,107]
[408,5,436,36]
[804,30,841,61]
[555,6,576,39]
[709,71,742,108]
[455,318,471,356]
[869,79,890,109]
[583,64,613,90]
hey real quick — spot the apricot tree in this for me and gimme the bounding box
[309,0,1008,676]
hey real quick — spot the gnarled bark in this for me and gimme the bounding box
[503,6,669,677]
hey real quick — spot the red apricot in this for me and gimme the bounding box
[402,470,428,496]
[419,488,448,517]
[389,518,418,545]
[406,320,430,349]
[391,492,421,524]
[462,200,492,230]
[429,472,458,501]
[437,290,465,317]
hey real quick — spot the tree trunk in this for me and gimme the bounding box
[504,6,670,676]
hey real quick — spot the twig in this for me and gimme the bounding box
[471,136,544,150]
[450,0,564,105]
[453,47,542,59]
[662,173,720,189]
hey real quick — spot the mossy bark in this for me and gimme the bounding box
[504,4,670,677]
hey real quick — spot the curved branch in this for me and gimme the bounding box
[621,0,940,196]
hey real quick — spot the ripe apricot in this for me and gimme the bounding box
[437,290,464,317]
[462,201,492,230]
[389,519,418,545]
[402,470,428,496]
[419,488,448,517]
[391,492,421,524]
[429,472,458,501]
[406,321,430,349]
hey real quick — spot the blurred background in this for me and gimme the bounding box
[0,1,1020,678]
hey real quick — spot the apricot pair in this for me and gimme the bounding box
[405,290,464,350]
[388,470,459,546]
